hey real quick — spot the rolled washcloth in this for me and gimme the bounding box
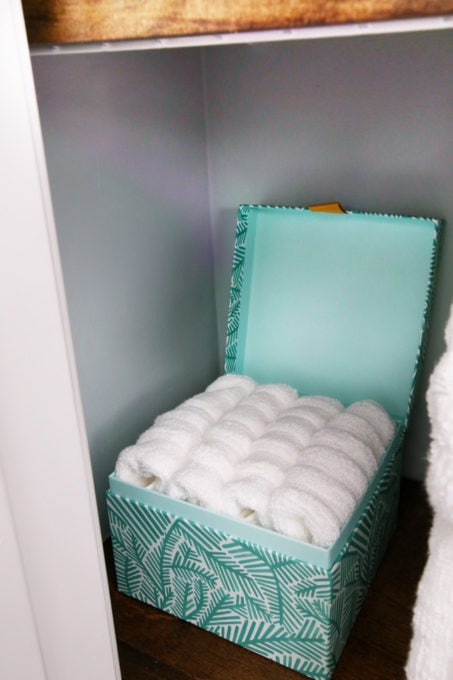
[267,415,316,449]
[155,404,215,434]
[251,432,302,466]
[115,438,186,491]
[181,388,242,419]
[239,392,283,422]
[297,445,369,500]
[329,411,384,460]
[269,486,342,546]
[282,404,331,430]
[295,395,344,419]
[346,400,396,448]
[138,418,202,452]
[253,383,298,410]
[284,464,357,526]
[311,427,377,478]
[222,404,268,438]
[205,420,254,462]
[223,475,275,527]
[166,464,226,512]
[206,373,257,396]
[189,442,236,483]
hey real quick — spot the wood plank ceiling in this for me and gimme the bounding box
[22,0,453,45]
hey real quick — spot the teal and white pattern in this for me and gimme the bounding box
[108,450,401,680]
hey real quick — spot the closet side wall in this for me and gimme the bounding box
[203,30,453,480]
[32,49,219,536]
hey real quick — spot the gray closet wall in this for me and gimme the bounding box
[32,28,453,535]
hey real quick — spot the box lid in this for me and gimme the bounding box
[225,205,441,422]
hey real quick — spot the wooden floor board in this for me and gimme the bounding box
[104,478,431,679]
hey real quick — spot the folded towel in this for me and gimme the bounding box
[311,427,377,478]
[223,404,268,438]
[206,373,257,396]
[268,415,316,448]
[223,475,275,527]
[287,464,357,525]
[346,400,396,448]
[329,411,384,459]
[190,442,236,482]
[283,404,330,430]
[156,404,215,433]
[254,383,298,409]
[116,439,185,491]
[295,395,344,419]
[205,420,253,461]
[270,486,342,546]
[138,419,202,455]
[240,392,283,422]
[252,432,301,466]
[167,464,225,512]
[297,445,369,500]
[236,456,287,488]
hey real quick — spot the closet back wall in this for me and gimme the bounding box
[32,50,219,537]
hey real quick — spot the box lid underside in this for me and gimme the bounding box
[226,206,440,421]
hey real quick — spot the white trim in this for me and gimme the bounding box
[31,14,453,56]
[0,2,120,678]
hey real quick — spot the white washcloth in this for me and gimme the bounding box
[206,373,257,396]
[156,404,215,433]
[252,432,301,466]
[183,389,242,417]
[329,411,384,459]
[236,456,287,488]
[283,404,330,430]
[222,404,268,438]
[167,464,225,512]
[346,400,396,448]
[270,486,342,546]
[115,439,185,491]
[138,419,201,453]
[206,420,253,461]
[286,464,357,525]
[223,475,275,527]
[254,383,298,409]
[268,415,316,449]
[311,426,377,478]
[295,395,344,419]
[240,392,283,422]
[298,445,369,500]
[190,442,236,483]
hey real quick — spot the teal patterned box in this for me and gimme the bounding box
[108,205,441,679]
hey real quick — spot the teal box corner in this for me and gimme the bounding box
[107,204,441,679]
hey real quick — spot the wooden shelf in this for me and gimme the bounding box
[22,0,453,46]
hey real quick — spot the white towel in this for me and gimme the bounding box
[268,415,316,449]
[205,420,253,461]
[329,411,384,459]
[239,392,282,422]
[167,464,225,512]
[346,400,396,448]
[283,404,330,430]
[295,395,344,419]
[286,464,357,526]
[297,445,369,500]
[223,475,275,527]
[270,486,342,546]
[236,456,287,488]
[156,404,215,433]
[254,383,298,409]
[222,404,268,438]
[311,427,377,478]
[206,373,257,396]
[190,442,236,483]
[138,419,201,453]
[252,432,301,466]
[116,439,185,491]
[183,389,242,418]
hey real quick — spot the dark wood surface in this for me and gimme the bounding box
[104,478,432,679]
[22,0,453,45]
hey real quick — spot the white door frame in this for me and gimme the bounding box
[0,2,120,678]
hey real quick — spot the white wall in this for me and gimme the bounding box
[32,49,220,536]
[203,29,453,479]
